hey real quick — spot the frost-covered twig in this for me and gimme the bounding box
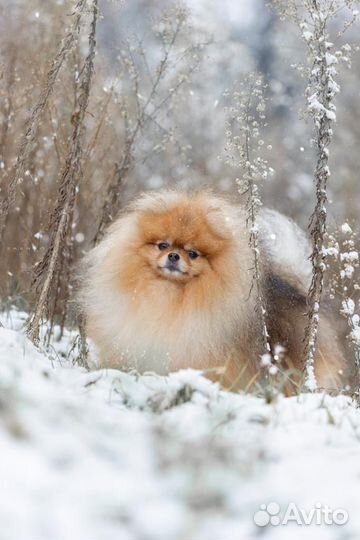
[224,74,274,375]
[303,3,336,390]
[273,0,359,391]
[302,1,359,390]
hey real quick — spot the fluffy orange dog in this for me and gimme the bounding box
[80,190,346,392]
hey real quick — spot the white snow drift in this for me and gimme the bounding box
[0,311,360,540]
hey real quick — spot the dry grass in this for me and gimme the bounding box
[0,0,203,335]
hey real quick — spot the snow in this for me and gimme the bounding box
[304,364,318,392]
[341,223,353,235]
[1,311,360,539]
[342,298,355,316]
[325,109,337,121]
[325,52,338,66]
[302,31,313,42]
[341,251,359,263]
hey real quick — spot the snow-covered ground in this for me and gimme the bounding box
[1,311,360,540]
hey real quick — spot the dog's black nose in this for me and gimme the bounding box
[168,252,180,262]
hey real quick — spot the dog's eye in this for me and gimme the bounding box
[158,242,170,251]
[188,250,199,260]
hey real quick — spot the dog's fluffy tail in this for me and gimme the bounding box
[258,208,311,288]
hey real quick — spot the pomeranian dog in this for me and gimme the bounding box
[80,190,346,392]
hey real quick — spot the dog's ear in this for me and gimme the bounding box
[205,202,241,240]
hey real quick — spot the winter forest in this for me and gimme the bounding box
[1,0,360,539]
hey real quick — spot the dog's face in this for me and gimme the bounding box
[136,202,229,284]
[148,239,202,282]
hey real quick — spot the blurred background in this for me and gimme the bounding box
[0,0,359,318]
